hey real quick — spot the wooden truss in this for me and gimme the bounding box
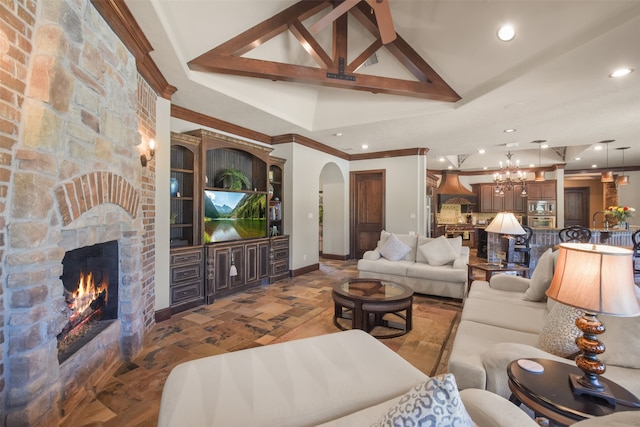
[188,0,460,101]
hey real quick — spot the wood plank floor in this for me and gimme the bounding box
[62,253,485,426]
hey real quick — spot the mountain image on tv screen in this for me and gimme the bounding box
[204,190,267,243]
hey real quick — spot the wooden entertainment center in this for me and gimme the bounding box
[169,130,289,313]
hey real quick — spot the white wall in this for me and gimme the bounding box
[617,170,640,227]
[271,143,350,270]
[351,155,428,235]
[155,98,171,310]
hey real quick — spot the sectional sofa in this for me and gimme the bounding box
[448,248,640,401]
[357,231,469,299]
[158,329,539,427]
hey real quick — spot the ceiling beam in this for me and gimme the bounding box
[188,0,460,102]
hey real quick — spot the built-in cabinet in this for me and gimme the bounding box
[526,181,556,200]
[169,129,289,313]
[205,238,270,303]
[472,184,526,213]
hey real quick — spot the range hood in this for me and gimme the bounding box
[437,171,474,196]
[436,171,476,210]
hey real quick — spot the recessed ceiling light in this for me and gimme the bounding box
[447,165,453,169]
[541,143,549,149]
[609,68,633,78]
[334,132,343,137]
[592,164,598,168]
[361,144,368,149]
[483,166,488,170]
[574,157,581,161]
[478,149,486,154]
[439,157,445,162]
[594,145,603,151]
[529,163,535,167]
[503,128,516,133]
[497,25,516,42]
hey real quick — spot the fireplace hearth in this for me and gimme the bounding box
[59,241,119,363]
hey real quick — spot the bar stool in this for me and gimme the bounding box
[513,225,533,266]
[558,225,592,243]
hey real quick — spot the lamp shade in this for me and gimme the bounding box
[601,171,614,182]
[546,243,640,316]
[485,212,526,235]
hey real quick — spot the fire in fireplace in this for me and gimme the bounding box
[58,241,119,363]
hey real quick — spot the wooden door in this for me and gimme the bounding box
[564,187,589,227]
[350,170,385,259]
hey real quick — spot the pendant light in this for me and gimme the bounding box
[616,147,630,186]
[532,140,546,182]
[600,140,614,183]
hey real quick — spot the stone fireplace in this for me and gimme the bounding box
[1,1,158,425]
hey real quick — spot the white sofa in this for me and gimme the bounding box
[448,248,640,402]
[158,329,539,427]
[357,231,469,299]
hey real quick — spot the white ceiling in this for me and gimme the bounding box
[125,0,640,173]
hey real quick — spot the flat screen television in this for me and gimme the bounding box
[203,190,267,243]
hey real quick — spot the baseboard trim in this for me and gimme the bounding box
[154,307,172,323]
[291,263,319,277]
[320,253,349,260]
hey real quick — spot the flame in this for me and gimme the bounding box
[69,271,108,318]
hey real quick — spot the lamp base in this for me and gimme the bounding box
[569,373,616,406]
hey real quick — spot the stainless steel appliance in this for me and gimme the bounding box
[528,200,556,215]
[528,216,556,229]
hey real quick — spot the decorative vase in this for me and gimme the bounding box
[170,178,179,197]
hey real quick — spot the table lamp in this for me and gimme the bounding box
[545,243,640,406]
[485,212,525,266]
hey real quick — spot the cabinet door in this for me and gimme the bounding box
[212,245,245,294]
[540,182,556,199]
[513,185,526,212]
[258,241,270,279]
[491,189,505,212]
[480,185,494,212]
[502,189,514,212]
[245,242,259,283]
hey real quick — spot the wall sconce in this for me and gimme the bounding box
[140,138,156,167]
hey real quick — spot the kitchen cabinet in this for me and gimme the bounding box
[526,181,556,200]
[472,184,526,213]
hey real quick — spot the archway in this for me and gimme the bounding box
[319,163,348,258]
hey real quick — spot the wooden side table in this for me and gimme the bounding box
[508,358,640,426]
[467,262,530,293]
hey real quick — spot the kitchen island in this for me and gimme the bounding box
[486,226,637,269]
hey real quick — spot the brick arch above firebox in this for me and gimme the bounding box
[54,171,140,226]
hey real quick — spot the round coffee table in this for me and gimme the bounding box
[508,358,640,426]
[332,279,413,338]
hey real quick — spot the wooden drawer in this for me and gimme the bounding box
[171,249,203,265]
[171,281,202,305]
[272,248,288,261]
[272,259,289,276]
[171,262,202,284]
[271,237,289,250]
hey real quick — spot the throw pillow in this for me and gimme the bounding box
[448,236,463,257]
[378,233,412,262]
[536,302,581,358]
[523,248,555,301]
[374,373,475,427]
[598,314,640,369]
[419,235,459,266]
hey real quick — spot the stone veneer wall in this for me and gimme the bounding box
[1,0,157,425]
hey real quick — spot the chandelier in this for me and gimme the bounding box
[493,151,527,197]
